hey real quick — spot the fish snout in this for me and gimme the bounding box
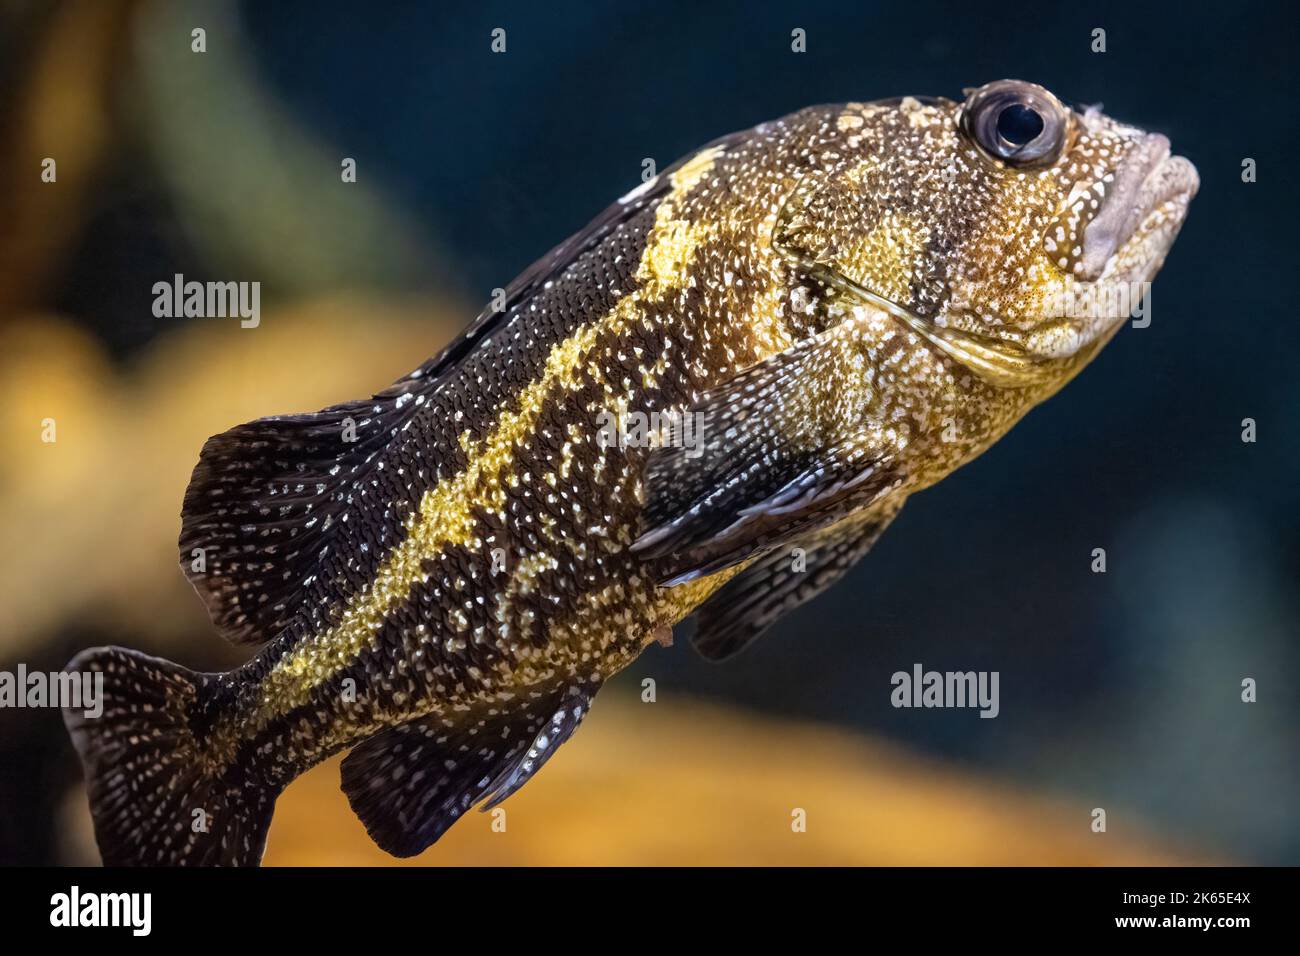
[1079,133,1197,280]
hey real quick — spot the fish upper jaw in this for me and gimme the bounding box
[981,137,1200,363]
[1079,133,1200,281]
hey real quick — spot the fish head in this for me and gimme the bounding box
[773,80,1199,387]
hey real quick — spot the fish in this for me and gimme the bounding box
[63,80,1197,865]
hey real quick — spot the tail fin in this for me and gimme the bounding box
[62,647,279,866]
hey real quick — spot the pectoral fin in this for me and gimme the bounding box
[632,324,904,584]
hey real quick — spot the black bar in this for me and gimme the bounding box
[3,866,1280,940]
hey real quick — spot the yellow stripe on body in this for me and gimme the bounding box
[250,303,631,727]
[237,145,739,739]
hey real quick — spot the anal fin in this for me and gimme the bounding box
[340,679,601,857]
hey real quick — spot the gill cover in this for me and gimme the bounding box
[771,84,1088,389]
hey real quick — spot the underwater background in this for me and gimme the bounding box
[0,0,1295,864]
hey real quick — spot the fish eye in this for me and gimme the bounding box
[996,104,1043,146]
[960,80,1070,168]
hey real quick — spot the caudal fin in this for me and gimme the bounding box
[62,646,279,866]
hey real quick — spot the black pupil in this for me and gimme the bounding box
[996,104,1044,147]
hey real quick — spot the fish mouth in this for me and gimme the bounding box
[1078,134,1200,281]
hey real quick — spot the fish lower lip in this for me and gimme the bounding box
[1079,134,1196,281]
